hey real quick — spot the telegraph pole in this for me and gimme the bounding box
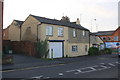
[0,0,3,79]
[0,0,3,57]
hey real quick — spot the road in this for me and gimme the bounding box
[2,55,120,79]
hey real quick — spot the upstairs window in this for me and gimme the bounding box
[46,26,53,36]
[108,37,111,41]
[73,29,77,37]
[82,30,86,37]
[58,27,64,36]
[102,37,106,41]
[114,36,118,41]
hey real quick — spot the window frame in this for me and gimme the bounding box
[82,30,86,37]
[72,45,78,52]
[46,26,53,36]
[73,29,77,37]
[114,36,118,41]
[58,27,64,37]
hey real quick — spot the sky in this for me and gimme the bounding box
[3,0,119,32]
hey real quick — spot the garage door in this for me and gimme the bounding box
[49,42,63,58]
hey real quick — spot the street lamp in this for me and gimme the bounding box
[91,18,97,32]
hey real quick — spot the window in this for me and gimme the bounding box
[3,33,5,37]
[46,26,53,36]
[108,37,111,41]
[58,27,64,36]
[102,37,106,41]
[72,45,78,52]
[85,45,87,52]
[73,29,77,37]
[114,36,118,41]
[82,30,86,37]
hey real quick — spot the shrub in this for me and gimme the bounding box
[104,48,112,54]
[99,48,112,54]
[88,47,99,55]
[36,39,49,58]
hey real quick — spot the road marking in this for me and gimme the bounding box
[45,77,50,79]
[114,61,120,64]
[59,73,63,76]
[100,63,105,64]
[108,63,116,66]
[2,63,66,73]
[97,65,108,70]
[80,67,96,73]
[31,75,43,79]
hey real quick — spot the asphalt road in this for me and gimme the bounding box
[2,55,120,79]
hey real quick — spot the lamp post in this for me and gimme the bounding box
[91,18,97,32]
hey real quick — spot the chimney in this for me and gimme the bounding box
[76,18,80,25]
[61,16,70,22]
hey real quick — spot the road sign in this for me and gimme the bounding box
[116,43,120,46]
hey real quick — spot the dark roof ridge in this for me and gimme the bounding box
[14,20,24,22]
[30,14,89,31]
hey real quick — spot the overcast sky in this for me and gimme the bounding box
[3,0,119,32]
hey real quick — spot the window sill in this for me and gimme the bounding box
[58,36,64,37]
[46,35,53,37]
[72,51,78,53]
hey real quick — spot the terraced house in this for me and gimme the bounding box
[3,20,24,41]
[21,15,90,58]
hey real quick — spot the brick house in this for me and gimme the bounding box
[3,20,23,41]
[94,27,120,50]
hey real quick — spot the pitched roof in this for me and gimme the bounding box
[30,15,89,31]
[92,30,115,36]
[14,20,24,26]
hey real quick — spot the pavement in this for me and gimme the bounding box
[2,53,118,71]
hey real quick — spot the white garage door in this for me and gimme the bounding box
[49,42,63,58]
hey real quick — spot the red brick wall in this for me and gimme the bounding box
[3,40,37,56]
[99,27,120,42]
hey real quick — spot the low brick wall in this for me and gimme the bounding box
[3,40,37,56]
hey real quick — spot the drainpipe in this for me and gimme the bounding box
[89,31,90,48]
[20,26,21,41]
[37,23,42,41]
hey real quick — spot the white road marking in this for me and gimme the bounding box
[108,63,116,66]
[80,67,97,73]
[66,69,78,72]
[115,62,120,64]
[45,77,50,79]
[97,65,109,70]
[59,73,63,76]
[100,63,105,64]
[31,75,43,79]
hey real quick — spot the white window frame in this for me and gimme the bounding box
[58,27,64,36]
[3,33,5,37]
[46,26,53,36]
[72,45,78,52]
[114,36,118,41]
[82,30,86,37]
[73,29,76,37]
